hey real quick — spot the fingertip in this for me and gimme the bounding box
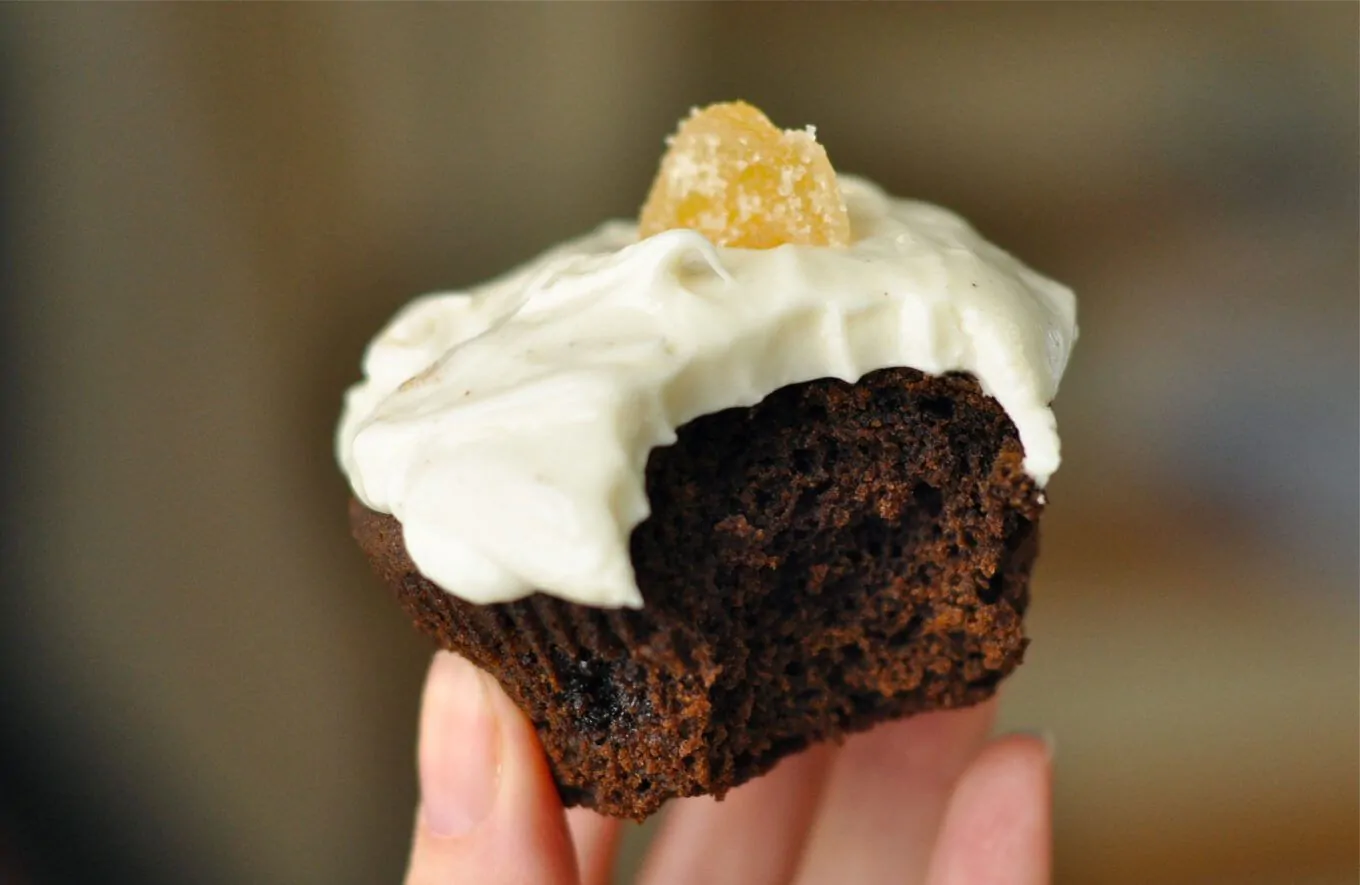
[417,652,500,838]
[796,697,999,884]
[970,732,1054,820]
[1004,729,1056,762]
[924,733,1053,885]
[407,652,579,885]
[566,806,622,885]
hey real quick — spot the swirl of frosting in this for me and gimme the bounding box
[337,177,1077,608]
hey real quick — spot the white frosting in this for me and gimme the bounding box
[337,177,1077,609]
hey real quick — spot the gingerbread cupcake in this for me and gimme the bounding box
[338,102,1077,820]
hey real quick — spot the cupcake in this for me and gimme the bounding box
[338,102,1077,820]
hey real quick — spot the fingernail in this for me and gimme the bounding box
[419,652,501,837]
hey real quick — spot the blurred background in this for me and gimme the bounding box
[0,4,1355,884]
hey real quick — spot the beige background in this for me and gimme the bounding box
[1,5,1355,884]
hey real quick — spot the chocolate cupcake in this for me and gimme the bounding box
[337,102,1076,820]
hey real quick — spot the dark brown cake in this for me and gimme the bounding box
[351,366,1042,820]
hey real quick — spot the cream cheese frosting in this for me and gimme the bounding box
[337,176,1077,609]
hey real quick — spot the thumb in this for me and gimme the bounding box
[406,651,578,885]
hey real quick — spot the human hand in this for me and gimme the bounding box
[405,651,1052,885]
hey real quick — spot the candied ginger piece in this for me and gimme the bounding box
[638,101,851,249]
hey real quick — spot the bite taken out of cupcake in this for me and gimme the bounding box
[338,101,1077,820]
